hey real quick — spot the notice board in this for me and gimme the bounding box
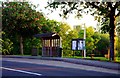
[71,39,85,50]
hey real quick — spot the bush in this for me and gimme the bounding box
[116,51,120,57]
[0,38,13,55]
[62,49,73,57]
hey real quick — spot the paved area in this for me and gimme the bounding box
[2,58,119,77]
[2,58,119,75]
[2,55,120,70]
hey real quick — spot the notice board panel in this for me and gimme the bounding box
[71,39,85,50]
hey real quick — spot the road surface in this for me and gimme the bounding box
[1,58,120,77]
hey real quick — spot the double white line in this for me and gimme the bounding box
[1,67,42,76]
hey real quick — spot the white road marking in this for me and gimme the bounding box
[1,67,42,76]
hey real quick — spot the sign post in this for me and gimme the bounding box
[83,25,86,58]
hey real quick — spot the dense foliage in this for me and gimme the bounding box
[46,1,120,61]
[1,2,120,61]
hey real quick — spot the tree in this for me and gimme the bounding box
[58,22,78,56]
[92,32,101,56]
[116,16,120,37]
[73,25,84,39]
[115,14,120,58]
[74,25,101,56]
[47,1,120,61]
[41,19,61,33]
[0,31,13,55]
[85,27,98,55]
[2,2,45,55]
[116,37,120,57]
[96,34,110,56]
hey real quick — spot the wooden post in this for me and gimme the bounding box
[50,38,52,57]
[42,39,44,56]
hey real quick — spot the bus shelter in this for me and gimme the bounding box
[34,32,62,57]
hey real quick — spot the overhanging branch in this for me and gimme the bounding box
[63,2,77,15]
[114,1,120,9]
[107,2,112,9]
[87,2,100,10]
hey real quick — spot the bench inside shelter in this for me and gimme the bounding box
[34,32,62,57]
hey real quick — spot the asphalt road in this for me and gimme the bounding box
[1,58,120,78]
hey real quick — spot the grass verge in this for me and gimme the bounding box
[63,56,120,63]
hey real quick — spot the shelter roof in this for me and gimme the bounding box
[34,32,60,39]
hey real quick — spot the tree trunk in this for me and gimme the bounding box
[109,9,115,61]
[20,35,24,55]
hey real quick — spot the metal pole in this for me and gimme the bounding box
[83,23,86,58]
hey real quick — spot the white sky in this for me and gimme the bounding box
[1,0,98,28]
[28,0,98,28]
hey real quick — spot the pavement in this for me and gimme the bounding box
[2,55,120,70]
[2,60,119,76]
